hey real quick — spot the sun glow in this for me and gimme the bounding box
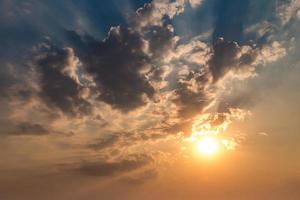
[196,137,219,156]
[181,111,246,157]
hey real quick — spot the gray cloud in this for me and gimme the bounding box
[74,154,152,177]
[86,134,119,150]
[144,24,176,59]
[0,121,76,137]
[34,43,91,116]
[174,81,210,118]
[14,122,49,136]
[0,121,48,136]
[209,38,256,82]
[80,26,155,112]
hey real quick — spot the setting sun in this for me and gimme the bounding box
[196,137,219,156]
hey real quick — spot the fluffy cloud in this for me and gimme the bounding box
[34,43,92,116]
[132,0,185,28]
[81,26,155,111]
[277,0,300,25]
[255,41,286,65]
[189,0,203,9]
[64,1,183,112]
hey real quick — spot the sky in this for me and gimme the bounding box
[0,0,300,199]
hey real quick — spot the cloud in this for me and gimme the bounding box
[3,121,49,136]
[61,0,285,123]
[132,0,185,29]
[174,78,211,118]
[170,37,258,119]
[73,154,152,177]
[65,1,183,112]
[208,38,257,82]
[191,108,249,136]
[78,26,155,112]
[277,0,300,25]
[254,41,286,65]
[34,43,92,116]
[189,0,203,9]
[86,134,119,150]
[144,24,178,60]
[0,120,76,137]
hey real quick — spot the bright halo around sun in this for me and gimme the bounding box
[196,137,219,156]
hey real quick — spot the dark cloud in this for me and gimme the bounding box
[174,86,210,118]
[132,3,155,27]
[0,121,76,137]
[209,38,256,82]
[144,24,175,59]
[74,154,152,177]
[79,26,155,112]
[87,134,119,150]
[11,122,49,136]
[62,0,183,112]
[172,37,258,120]
[35,43,91,116]
[172,67,212,118]
[65,22,187,130]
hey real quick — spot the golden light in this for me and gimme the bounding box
[196,137,219,156]
[181,112,245,157]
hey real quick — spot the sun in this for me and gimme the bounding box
[196,137,219,156]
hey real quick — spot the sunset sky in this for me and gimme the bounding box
[0,0,300,199]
